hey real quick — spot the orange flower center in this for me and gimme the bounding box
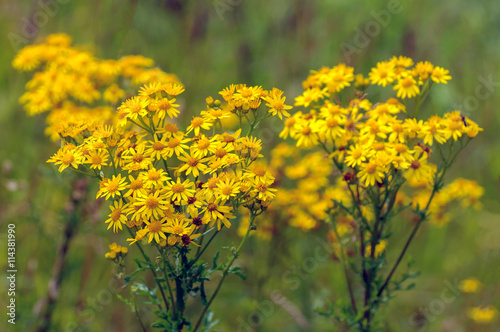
[198,139,210,149]
[152,142,165,151]
[148,220,162,233]
[110,208,122,221]
[191,117,204,128]
[366,163,377,174]
[173,225,184,235]
[167,138,180,148]
[145,196,159,209]
[132,153,144,163]
[130,180,143,190]
[63,153,75,165]
[187,157,199,167]
[215,149,227,158]
[107,180,119,193]
[171,183,185,193]
[221,186,233,195]
[253,165,266,177]
[148,171,161,181]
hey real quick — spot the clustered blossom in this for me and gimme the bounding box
[46,82,284,248]
[245,57,483,243]
[13,33,179,140]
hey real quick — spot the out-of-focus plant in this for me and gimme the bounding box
[16,34,291,331]
[258,56,483,331]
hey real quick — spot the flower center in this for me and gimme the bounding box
[366,163,377,174]
[171,183,185,193]
[173,225,184,235]
[221,186,233,195]
[253,165,266,177]
[148,171,161,181]
[198,139,210,149]
[110,208,122,221]
[148,220,162,232]
[401,77,413,88]
[326,118,339,128]
[191,117,204,127]
[167,138,180,148]
[107,180,119,193]
[145,196,159,209]
[63,153,75,165]
[164,123,178,133]
[187,157,199,167]
[207,203,218,212]
[130,179,143,190]
[152,142,165,151]
[215,149,227,158]
[411,160,421,169]
[394,144,407,153]
[132,153,144,163]
[192,217,202,226]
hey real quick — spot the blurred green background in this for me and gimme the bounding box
[0,0,499,331]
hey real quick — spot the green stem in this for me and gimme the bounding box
[188,229,220,269]
[159,249,177,318]
[330,217,358,315]
[127,228,170,312]
[193,214,256,332]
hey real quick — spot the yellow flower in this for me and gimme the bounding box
[358,161,384,187]
[165,135,191,157]
[124,175,146,198]
[431,66,451,84]
[143,218,169,243]
[215,177,240,201]
[265,89,292,119]
[369,61,396,87]
[139,167,170,189]
[459,277,482,293]
[105,200,128,232]
[134,190,169,219]
[202,199,236,230]
[120,96,149,122]
[85,150,109,170]
[393,74,419,99]
[177,153,209,177]
[165,218,200,246]
[165,178,196,203]
[127,228,148,246]
[467,306,497,324]
[404,156,433,182]
[47,146,84,173]
[97,174,127,200]
[345,144,367,167]
[187,116,212,135]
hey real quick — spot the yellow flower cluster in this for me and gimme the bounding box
[410,178,484,226]
[105,242,128,260]
[467,306,498,324]
[247,58,483,242]
[47,82,285,248]
[284,58,481,188]
[13,33,179,140]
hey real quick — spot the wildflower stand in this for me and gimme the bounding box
[280,57,482,331]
